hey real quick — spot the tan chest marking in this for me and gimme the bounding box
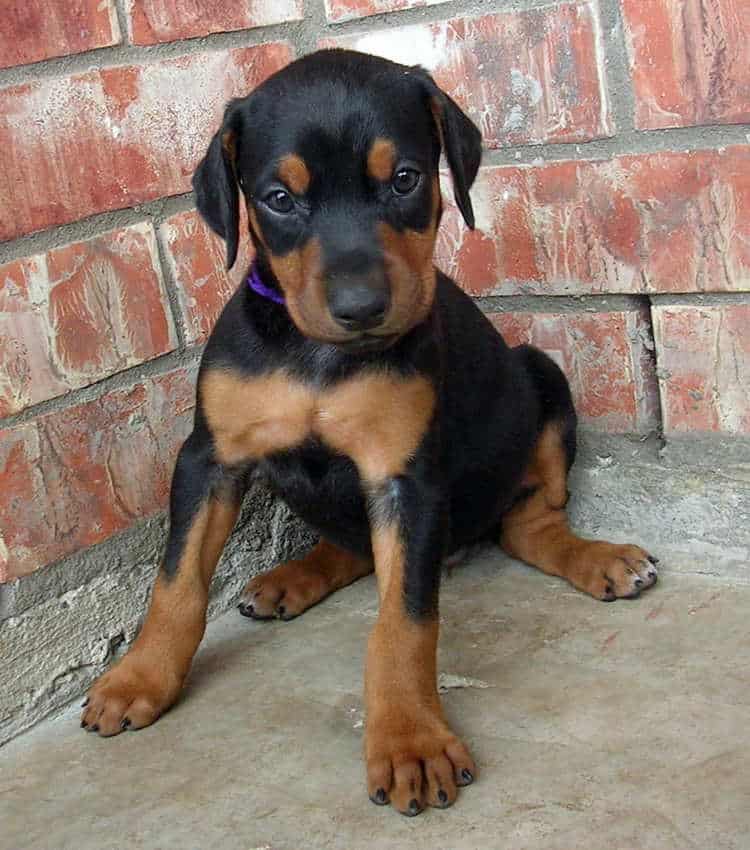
[200,369,435,481]
[201,371,315,465]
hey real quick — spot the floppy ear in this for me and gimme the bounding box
[417,71,483,229]
[192,109,240,270]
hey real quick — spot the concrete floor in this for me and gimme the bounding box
[2,550,748,850]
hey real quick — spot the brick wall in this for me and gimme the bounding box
[1,0,748,584]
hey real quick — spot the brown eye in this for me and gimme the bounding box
[265,189,294,213]
[392,168,420,195]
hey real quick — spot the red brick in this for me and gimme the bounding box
[0,42,293,241]
[325,0,449,23]
[0,225,176,417]
[0,368,196,581]
[436,146,750,295]
[489,310,659,433]
[0,0,120,70]
[622,0,750,130]
[160,209,253,344]
[125,0,303,45]
[652,305,750,435]
[324,2,612,148]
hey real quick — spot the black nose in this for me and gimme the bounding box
[328,281,389,331]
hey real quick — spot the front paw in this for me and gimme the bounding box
[365,711,476,816]
[81,655,181,737]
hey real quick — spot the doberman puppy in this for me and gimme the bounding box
[81,49,658,815]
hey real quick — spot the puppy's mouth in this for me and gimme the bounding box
[334,332,400,354]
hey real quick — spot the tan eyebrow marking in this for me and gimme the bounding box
[367,137,397,182]
[278,153,311,194]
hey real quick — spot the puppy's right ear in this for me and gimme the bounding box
[193,106,240,270]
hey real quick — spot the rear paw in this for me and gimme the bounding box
[238,562,330,621]
[574,544,658,601]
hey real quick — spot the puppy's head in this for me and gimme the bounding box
[193,49,481,352]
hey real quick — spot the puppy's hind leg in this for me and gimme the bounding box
[500,346,658,601]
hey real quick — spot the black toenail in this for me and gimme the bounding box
[239,603,254,617]
[373,788,387,805]
[461,768,474,785]
[121,717,131,730]
[407,799,420,816]
[91,724,99,732]
[278,605,286,616]
[648,555,659,564]
[635,578,644,586]
[81,698,89,707]
[438,789,448,804]
[80,720,87,728]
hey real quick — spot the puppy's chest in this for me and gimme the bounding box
[200,368,435,481]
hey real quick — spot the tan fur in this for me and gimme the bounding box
[278,153,311,195]
[364,520,475,813]
[501,423,655,599]
[242,539,373,618]
[200,368,435,482]
[200,370,315,465]
[367,137,396,182]
[320,372,435,482]
[266,238,347,341]
[370,523,403,599]
[201,361,463,812]
[248,221,329,341]
[378,178,441,332]
[81,495,240,735]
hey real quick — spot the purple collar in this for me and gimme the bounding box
[247,263,285,305]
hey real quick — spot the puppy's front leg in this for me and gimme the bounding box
[81,430,247,736]
[364,473,476,816]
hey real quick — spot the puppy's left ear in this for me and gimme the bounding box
[193,104,240,270]
[416,70,483,229]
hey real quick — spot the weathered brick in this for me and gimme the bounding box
[325,0,449,23]
[125,0,303,45]
[436,146,750,295]
[622,0,750,130]
[0,43,293,241]
[489,310,659,433]
[160,209,253,345]
[324,2,612,148]
[0,368,196,581]
[652,304,750,435]
[0,225,176,417]
[0,0,120,70]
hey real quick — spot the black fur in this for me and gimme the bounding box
[169,49,577,622]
